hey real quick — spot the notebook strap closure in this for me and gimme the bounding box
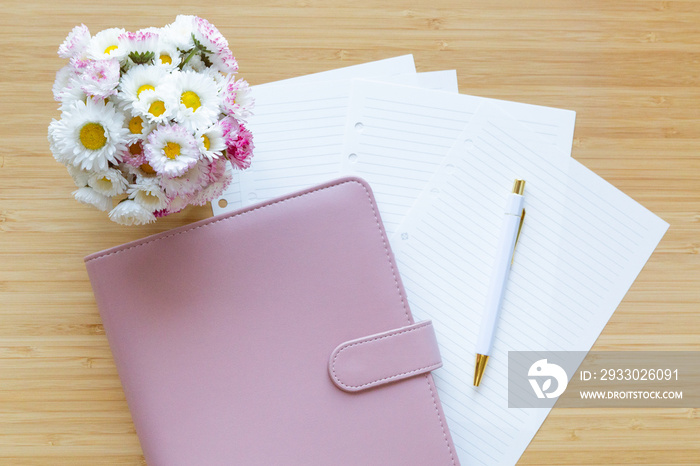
[329,320,442,392]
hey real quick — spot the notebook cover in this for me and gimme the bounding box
[84,177,459,465]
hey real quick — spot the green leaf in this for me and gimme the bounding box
[200,52,213,68]
[192,34,214,54]
[128,51,156,65]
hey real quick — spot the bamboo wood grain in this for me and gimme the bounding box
[1,0,698,464]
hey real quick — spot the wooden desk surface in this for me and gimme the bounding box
[1,0,698,464]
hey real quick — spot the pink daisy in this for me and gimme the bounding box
[160,159,209,197]
[225,124,254,170]
[222,78,254,121]
[58,24,91,59]
[121,141,147,167]
[190,168,233,206]
[206,157,228,183]
[78,59,121,100]
[192,16,238,74]
[144,124,200,178]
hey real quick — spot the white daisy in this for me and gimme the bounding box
[88,168,129,197]
[47,119,68,164]
[73,186,113,211]
[118,65,168,113]
[202,68,231,91]
[49,99,129,172]
[144,124,200,177]
[195,120,226,161]
[124,110,155,144]
[86,28,127,61]
[66,165,93,187]
[132,89,172,125]
[160,158,209,197]
[161,70,220,132]
[57,81,90,112]
[109,199,156,225]
[153,39,181,70]
[162,15,196,51]
[52,65,76,102]
[128,176,167,211]
[180,52,207,73]
[58,24,91,59]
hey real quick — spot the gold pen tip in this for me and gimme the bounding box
[473,354,490,387]
[512,179,526,195]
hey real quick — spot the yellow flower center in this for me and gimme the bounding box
[181,91,201,111]
[202,134,211,151]
[159,54,172,64]
[148,100,166,117]
[104,45,118,55]
[163,142,181,159]
[140,162,156,174]
[128,116,143,134]
[79,123,107,150]
[137,84,155,97]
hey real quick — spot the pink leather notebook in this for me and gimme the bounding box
[85,177,460,466]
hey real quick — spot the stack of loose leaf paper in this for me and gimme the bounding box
[213,55,668,465]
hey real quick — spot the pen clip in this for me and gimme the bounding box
[511,208,525,266]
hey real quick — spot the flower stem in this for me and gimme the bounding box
[179,48,197,70]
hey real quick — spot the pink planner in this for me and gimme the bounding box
[84,177,460,466]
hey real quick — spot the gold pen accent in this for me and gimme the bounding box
[512,208,525,265]
[473,354,489,386]
[511,179,526,265]
[512,178,525,195]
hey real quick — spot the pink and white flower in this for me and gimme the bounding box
[225,124,254,170]
[222,78,253,121]
[160,159,209,197]
[119,31,160,58]
[192,16,238,74]
[58,24,91,59]
[77,59,121,100]
[190,166,232,206]
[144,124,200,178]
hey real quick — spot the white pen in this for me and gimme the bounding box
[473,179,526,387]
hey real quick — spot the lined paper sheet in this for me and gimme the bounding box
[391,103,668,465]
[212,56,417,215]
[213,74,461,215]
[340,81,577,236]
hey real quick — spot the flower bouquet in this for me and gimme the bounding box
[48,15,254,225]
